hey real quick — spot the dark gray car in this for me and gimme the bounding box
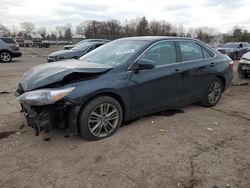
[47,41,107,62]
[64,39,110,50]
[0,37,22,62]
[217,42,250,60]
[17,37,233,141]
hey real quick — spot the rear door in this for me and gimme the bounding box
[177,41,216,105]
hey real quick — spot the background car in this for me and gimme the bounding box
[238,51,250,78]
[64,39,110,50]
[47,41,108,62]
[217,42,250,60]
[17,37,233,141]
[0,37,22,63]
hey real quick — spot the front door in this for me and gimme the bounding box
[128,41,182,115]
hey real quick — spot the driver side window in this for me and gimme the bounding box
[139,41,177,66]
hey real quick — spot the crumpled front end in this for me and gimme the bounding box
[16,84,79,135]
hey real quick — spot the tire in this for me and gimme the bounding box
[0,51,12,63]
[238,73,248,79]
[201,78,223,107]
[79,96,123,141]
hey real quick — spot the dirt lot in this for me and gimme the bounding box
[0,46,249,188]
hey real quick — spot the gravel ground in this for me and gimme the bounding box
[0,47,249,188]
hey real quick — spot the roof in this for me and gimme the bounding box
[119,36,197,42]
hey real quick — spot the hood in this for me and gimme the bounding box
[242,51,250,60]
[20,59,113,91]
[48,50,75,58]
[217,47,236,51]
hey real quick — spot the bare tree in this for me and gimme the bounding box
[20,22,35,34]
[0,23,10,36]
[136,17,149,36]
[37,27,47,39]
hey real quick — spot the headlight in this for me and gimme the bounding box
[240,58,250,64]
[18,87,75,106]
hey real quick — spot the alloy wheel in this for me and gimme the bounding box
[88,103,119,137]
[0,52,11,62]
[208,81,222,105]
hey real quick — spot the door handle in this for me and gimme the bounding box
[174,69,180,72]
[209,62,215,67]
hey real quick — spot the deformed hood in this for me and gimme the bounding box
[20,59,113,91]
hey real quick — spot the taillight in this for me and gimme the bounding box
[229,61,234,68]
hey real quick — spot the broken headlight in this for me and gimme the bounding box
[18,87,75,106]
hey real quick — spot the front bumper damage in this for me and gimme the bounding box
[18,94,80,135]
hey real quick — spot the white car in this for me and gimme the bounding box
[238,52,250,79]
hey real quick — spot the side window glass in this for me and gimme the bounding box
[202,48,213,59]
[179,41,203,61]
[140,41,176,66]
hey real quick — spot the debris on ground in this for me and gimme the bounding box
[159,129,168,133]
[214,122,218,126]
[69,145,77,150]
[17,130,26,135]
[19,124,25,130]
[207,128,213,131]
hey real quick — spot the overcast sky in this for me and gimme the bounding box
[1,0,250,32]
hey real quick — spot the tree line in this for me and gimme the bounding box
[1,17,250,44]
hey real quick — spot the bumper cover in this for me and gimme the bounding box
[238,63,250,75]
[20,99,79,135]
[12,51,22,58]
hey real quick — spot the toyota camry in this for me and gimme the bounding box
[16,37,234,141]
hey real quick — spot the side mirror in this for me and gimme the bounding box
[133,59,155,72]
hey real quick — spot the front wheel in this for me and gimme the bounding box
[79,96,123,141]
[0,52,12,63]
[201,78,223,107]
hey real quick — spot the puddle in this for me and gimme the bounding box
[0,91,11,95]
[43,138,51,141]
[0,131,16,140]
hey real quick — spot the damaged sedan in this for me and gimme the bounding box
[16,37,233,141]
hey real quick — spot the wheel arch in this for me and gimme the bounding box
[76,91,127,133]
[216,75,226,91]
[0,49,13,55]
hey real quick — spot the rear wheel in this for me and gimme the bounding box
[0,51,12,63]
[79,96,123,141]
[201,78,223,107]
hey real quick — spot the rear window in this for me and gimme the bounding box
[179,41,203,61]
[179,41,214,61]
[0,38,16,44]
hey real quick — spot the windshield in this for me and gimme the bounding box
[223,43,239,48]
[80,40,149,66]
[72,42,93,51]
